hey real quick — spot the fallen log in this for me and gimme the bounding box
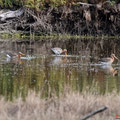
[0,8,24,21]
[80,106,108,120]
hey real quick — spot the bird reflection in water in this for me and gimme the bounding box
[50,56,67,65]
[99,65,118,76]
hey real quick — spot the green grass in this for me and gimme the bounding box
[0,0,118,9]
[0,32,120,41]
[0,0,82,9]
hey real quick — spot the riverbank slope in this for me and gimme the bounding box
[0,2,120,36]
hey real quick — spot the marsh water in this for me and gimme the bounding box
[0,38,120,100]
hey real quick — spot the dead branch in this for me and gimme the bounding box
[0,8,24,21]
[77,2,96,6]
[80,106,108,120]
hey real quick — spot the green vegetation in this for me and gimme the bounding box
[0,0,68,9]
[0,32,120,41]
[0,0,76,9]
[0,0,118,9]
[0,0,22,8]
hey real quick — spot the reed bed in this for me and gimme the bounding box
[0,91,119,120]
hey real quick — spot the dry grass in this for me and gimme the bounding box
[0,91,119,120]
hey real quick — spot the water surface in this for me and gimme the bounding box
[0,38,120,100]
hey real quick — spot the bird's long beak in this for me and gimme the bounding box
[65,51,67,56]
[114,55,120,61]
[19,52,25,56]
[16,52,25,58]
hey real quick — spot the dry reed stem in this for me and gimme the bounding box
[0,91,119,120]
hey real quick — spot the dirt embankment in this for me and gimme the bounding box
[0,2,120,36]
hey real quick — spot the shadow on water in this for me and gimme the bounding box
[0,38,120,100]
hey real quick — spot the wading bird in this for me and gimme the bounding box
[100,54,119,65]
[0,51,25,64]
[7,52,25,59]
[51,48,67,56]
[1,51,25,59]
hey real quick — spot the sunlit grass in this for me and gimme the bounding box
[0,32,120,40]
[0,0,88,9]
[0,0,117,9]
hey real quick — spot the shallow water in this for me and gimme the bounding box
[0,38,120,100]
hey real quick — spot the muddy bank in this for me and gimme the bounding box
[0,3,120,36]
